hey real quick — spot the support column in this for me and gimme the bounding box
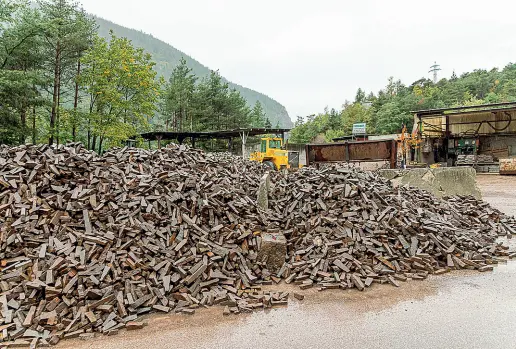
[417,115,422,163]
[390,140,397,169]
[191,137,196,148]
[445,115,450,163]
[240,131,249,158]
[157,135,162,149]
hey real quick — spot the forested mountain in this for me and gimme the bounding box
[94,16,292,128]
[1,0,292,151]
[1,0,275,150]
[290,65,516,143]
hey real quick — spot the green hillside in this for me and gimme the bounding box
[95,17,292,128]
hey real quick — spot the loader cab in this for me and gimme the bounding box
[250,137,300,170]
[260,138,283,153]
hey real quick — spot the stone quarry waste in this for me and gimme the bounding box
[0,143,515,347]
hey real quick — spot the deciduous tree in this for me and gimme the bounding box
[80,32,161,152]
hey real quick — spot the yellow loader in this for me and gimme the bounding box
[249,137,301,170]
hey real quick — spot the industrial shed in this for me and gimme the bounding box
[414,102,516,173]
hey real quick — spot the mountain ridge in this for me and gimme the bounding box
[94,16,293,128]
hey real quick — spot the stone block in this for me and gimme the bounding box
[257,233,287,273]
[257,173,270,210]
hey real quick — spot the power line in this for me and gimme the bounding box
[429,61,441,83]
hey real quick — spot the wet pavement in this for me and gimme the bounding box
[58,175,516,349]
[477,174,516,216]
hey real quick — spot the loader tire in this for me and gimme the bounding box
[263,161,275,170]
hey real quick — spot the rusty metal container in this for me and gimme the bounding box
[305,139,398,169]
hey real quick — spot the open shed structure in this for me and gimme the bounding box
[140,128,291,158]
[414,102,516,168]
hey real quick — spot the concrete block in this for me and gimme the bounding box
[378,167,482,199]
[257,233,287,273]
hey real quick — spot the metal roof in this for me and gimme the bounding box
[412,101,516,118]
[140,128,291,141]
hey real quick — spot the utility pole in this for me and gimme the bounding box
[429,61,441,84]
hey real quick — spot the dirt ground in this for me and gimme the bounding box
[57,175,516,349]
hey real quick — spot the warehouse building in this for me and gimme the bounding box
[414,102,516,173]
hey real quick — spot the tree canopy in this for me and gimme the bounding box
[0,0,271,151]
[80,31,162,151]
[160,66,257,133]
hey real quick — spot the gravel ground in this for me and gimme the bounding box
[57,175,516,349]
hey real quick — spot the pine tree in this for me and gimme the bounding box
[0,2,47,144]
[355,88,366,103]
[163,57,197,131]
[250,101,266,127]
[39,0,96,145]
[264,117,272,129]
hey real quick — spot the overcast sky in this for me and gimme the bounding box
[80,0,516,121]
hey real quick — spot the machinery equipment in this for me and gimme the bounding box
[249,137,301,170]
[453,138,478,156]
[397,124,421,167]
[447,137,478,165]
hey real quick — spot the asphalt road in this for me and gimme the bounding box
[58,174,516,349]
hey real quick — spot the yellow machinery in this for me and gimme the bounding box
[397,124,422,167]
[249,137,301,170]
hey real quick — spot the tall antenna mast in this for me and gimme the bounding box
[429,61,441,83]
